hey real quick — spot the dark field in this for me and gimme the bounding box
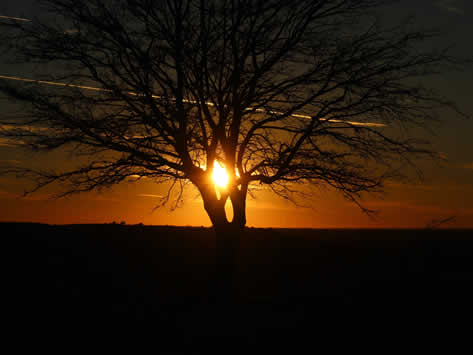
[4,223,473,352]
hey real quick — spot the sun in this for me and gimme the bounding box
[212,161,229,188]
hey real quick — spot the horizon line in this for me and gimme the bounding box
[0,220,468,230]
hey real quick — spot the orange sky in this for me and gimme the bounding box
[1,156,472,228]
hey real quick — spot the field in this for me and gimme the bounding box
[4,223,473,352]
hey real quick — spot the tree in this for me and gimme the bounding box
[0,0,467,295]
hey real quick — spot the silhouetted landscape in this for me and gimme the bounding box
[4,222,473,352]
[1,0,473,353]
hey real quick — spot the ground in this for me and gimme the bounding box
[4,223,473,352]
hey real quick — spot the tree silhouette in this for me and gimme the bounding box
[0,0,467,294]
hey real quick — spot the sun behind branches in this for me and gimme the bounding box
[212,161,229,188]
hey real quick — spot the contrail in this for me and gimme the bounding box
[255,110,386,127]
[0,15,32,22]
[0,75,110,93]
[302,114,386,127]
[0,74,385,127]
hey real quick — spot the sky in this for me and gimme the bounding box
[0,0,472,228]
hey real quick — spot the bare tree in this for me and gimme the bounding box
[0,0,467,294]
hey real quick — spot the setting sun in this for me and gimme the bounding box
[212,161,229,188]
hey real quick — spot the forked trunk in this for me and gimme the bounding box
[201,187,247,303]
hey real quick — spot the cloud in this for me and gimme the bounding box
[0,138,19,147]
[0,137,28,147]
[463,162,473,170]
[1,124,49,147]
[436,0,464,14]
[64,29,79,35]
[137,194,164,199]
[1,124,48,132]
[0,15,31,22]
[437,152,449,160]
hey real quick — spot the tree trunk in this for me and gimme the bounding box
[192,176,248,304]
[200,188,246,303]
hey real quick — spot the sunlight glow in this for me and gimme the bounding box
[212,161,229,188]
